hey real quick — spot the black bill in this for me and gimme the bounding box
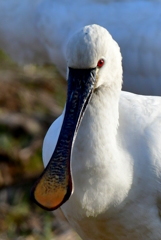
[31,67,96,210]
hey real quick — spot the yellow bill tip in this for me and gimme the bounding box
[31,171,72,211]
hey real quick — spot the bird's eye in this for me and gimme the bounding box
[97,59,104,68]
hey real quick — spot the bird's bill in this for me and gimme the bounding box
[31,67,96,211]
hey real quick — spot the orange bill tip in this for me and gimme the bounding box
[31,170,72,211]
[34,180,67,210]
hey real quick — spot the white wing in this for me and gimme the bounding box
[42,110,64,167]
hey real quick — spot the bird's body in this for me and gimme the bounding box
[31,25,161,239]
[0,0,161,94]
[43,91,161,240]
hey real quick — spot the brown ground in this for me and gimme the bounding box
[0,50,80,240]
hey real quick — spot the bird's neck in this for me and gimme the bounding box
[77,83,121,155]
[68,84,132,217]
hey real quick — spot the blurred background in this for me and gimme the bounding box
[0,49,80,239]
[2,1,160,239]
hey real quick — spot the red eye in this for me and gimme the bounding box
[97,59,104,68]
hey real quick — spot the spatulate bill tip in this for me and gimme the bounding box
[31,174,72,211]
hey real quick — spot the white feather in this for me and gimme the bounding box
[43,24,161,239]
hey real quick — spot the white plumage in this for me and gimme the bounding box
[32,24,161,239]
[0,0,161,95]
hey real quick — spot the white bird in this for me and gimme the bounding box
[31,24,161,239]
[0,0,161,95]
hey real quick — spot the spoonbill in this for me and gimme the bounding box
[31,24,161,239]
[0,0,161,95]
